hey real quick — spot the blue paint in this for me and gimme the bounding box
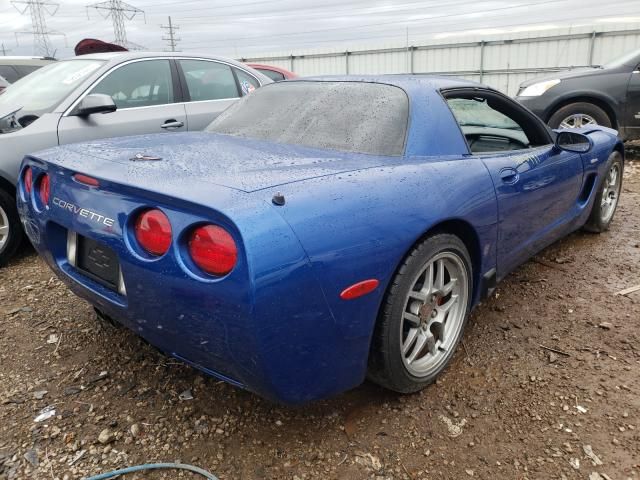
[17,76,622,404]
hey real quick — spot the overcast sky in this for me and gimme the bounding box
[0,0,639,58]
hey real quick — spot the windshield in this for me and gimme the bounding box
[603,48,640,69]
[0,59,105,118]
[207,81,409,156]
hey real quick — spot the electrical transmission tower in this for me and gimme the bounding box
[87,0,145,48]
[12,0,63,57]
[160,16,180,52]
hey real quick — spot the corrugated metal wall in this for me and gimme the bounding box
[240,24,640,95]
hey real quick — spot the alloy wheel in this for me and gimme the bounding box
[559,113,597,129]
[0,205,9,253]
[600,162,621,223]
[400,252,468,377]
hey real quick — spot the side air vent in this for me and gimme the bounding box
[578,173,597,204]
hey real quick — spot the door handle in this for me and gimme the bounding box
[499,167,519,184]
[161,119,184,129]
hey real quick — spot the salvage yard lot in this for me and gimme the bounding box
[1,152,639,480]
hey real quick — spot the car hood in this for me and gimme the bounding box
[33,132,391,192]
[518,67,602,89]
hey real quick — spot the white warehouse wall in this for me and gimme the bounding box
[240,24,640,96]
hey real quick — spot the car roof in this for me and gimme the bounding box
[59,51,270,81]
[63,51,248,63]
[299,74,493,92]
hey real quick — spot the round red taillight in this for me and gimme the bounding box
[188,225,237,276]
[24,167,33,195]
[134,209,172,256]
[38,174,50,206]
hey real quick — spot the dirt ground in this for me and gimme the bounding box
[1,150,639,480]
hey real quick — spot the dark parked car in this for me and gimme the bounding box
[516,48,640,140]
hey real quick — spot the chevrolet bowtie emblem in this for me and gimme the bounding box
[130,153,162,161]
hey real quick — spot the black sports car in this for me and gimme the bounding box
[516,48,640,140]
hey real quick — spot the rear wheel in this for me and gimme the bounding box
[584,151,623,233]
[0,189,23,267]
[548,102,612,130]
[368,234,473,393]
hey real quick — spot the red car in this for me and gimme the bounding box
[246,63,297,82]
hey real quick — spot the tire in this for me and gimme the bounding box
[584,151,624,233]
[548,102,612,130]
[0,188,23,267]
[368,234,473,393]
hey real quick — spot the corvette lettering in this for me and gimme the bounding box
[52,197,115,227]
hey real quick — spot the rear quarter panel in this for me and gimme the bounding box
[262,155,498,344]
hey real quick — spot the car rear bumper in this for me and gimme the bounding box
[17,159,372,404]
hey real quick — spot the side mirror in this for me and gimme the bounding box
[73,94,117,117]
[555,130,592,153]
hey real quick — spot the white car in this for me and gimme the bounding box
[0,51,271,264]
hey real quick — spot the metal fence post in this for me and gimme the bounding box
[410,46,415,74]
[479,40,485,82]
[345,50,349,74]
[588,31,597,66]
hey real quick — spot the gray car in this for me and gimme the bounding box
[516,48,640,140]
[0,51,271,264]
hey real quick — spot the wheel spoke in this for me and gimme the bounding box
[438,294,459,314]
[407,331,427,364]
[419,262,434,295]
[608,168,618,188]
[403,311,421,327]
[408,289,428,303]
[441,277,457,295]
[435,259,445,291]
[0,225,8,236]
[402,328,419,355]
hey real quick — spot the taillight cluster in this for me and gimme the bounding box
[134,209,172,256]
[133,208,237,277]
[24,167,33,195]
[38,174,50,205]
[188,225,237,276]
[22,167,50,207]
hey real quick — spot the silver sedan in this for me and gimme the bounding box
[0,51,271,264]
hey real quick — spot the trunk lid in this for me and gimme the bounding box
[48,132,390,193]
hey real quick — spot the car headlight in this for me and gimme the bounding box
[519,79,561,97]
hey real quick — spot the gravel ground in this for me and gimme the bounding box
[1,149,639,480]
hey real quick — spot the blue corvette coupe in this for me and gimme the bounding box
[17,76,623,404]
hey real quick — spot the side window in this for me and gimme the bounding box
[179,60,238,101]
[446,96,532,153]
[234,68,260,96]
[15,65,41,78]
[0,65,19,83]
[90,60,174,109]
[258,68,285,82]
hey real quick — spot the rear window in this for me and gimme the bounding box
[207,81,409,156]
[258,68,286,82]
